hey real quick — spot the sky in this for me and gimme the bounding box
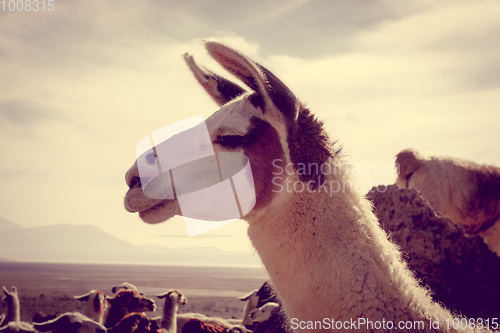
[0,0,499,254]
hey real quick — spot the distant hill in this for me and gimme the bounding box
[0,220,260,266]
[0,217,24,230]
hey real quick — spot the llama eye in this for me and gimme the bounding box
[217,135,247,148]
[145,152,157,165]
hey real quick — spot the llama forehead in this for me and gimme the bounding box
[206,96,262,138]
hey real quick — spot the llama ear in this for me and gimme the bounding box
[184,53,247,106]
[205,41,298,137]
[74,292,90,302]
[238,290,257,301]
[155,292,168,299]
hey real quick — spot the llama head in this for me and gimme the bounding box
[2,286,17,300]
[124,40,332,225]
[395,148,425,188]
[249,302,280,323]
[156,290,187,308]
[107,290,156,313]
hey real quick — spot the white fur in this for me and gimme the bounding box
[74,290,107,325]
[249,302,279,323]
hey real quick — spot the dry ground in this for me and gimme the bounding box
[0,261,268,322]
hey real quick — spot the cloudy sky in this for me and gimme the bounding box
[1,0,499,254]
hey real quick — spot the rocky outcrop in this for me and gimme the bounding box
[367,185,500,320]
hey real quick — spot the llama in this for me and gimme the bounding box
[107,313,160,333]
[395,148,500,256]
[104,289,156,328]
[249,302,284,333]
[2,287,20,324]
[33,312,106,333]
[155,290,186,333]
[124,41,490,332]
[1,287,35,333]
[151,290,233,333]
[234,282,284,331]
[74,290,108,324]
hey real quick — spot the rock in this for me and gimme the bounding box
[367,184,500,320]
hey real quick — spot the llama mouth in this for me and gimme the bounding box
[124,184,180,224]
[138,199,180,225]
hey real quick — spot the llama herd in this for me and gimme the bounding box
[123,41,500,332]
[0,282,283,333]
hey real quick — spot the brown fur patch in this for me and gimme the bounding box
[466,164,500,232]
[288,104,335,188]
[93,290,105,313]
[395,149,424,187]
[243,117,286,211]
[182,319,226,333]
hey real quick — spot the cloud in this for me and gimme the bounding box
[355,1,500,92]
[0,99,64,125]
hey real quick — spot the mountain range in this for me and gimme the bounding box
[0,217,260,266]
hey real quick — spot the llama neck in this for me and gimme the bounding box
[6,295,20,323]
[105,304,127,328]
[241,298,258,327]
[82,301,104,325]
[161,299,178,333]
[247,170,453,332]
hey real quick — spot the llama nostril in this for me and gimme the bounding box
[125,161,142,189]
[128,176,141,189]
